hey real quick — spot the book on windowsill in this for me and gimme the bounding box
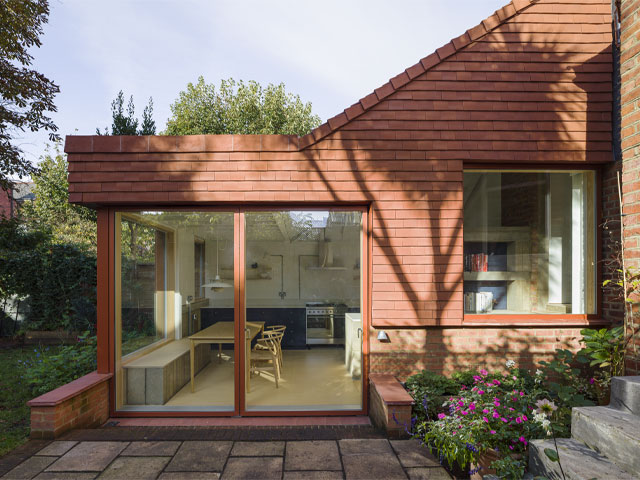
[464,291,494,314]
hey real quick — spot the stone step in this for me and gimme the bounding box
[571,406,640,474]
[610,376,640,416]
[529,438,638,479]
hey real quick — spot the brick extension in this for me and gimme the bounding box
[621,0,640,375]
[64,0,615,381]
[27,372,112,439]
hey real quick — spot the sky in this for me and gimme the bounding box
[16,0,508,167]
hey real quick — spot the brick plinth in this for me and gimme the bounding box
[27,372,112,439]
[369,374,414,437]
[620,0,640,375]
[370,327,585,379]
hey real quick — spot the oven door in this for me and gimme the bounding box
[306,310,334,344]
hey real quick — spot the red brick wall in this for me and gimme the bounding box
[0,188,11,219]
[620,0,640,374]
[66,0,613,378]
[28,372,111,439]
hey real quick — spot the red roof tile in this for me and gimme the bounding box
[298,0,541,149]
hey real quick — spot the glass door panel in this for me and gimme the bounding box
[244,211,363,412]
[115,211,237,412]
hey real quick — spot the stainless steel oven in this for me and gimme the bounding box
[305,302,346,345]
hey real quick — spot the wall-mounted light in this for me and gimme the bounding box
[377,330,390,342]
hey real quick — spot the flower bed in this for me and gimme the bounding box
[403,352,601,479]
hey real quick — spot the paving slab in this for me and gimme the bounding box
[390,440,441,468]
[98,456,170,480]
[45,443,128,472]
[158,474,220,480]
[338,439,393,455]
[405,467,451,480]
[221,457,282,480]
[34,473,97,480]
[165,442,232,472]
[35,443,79,457]
[230,442,284,457]
[285,442,341,471]
[283,472,344,480]
[342,453,407,480]
[121,441,181,457]
[2,457,57,479]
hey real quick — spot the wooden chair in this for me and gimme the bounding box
[250,330,283,388]
[261,325,286,371]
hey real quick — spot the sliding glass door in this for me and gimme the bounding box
[113,209,365,414]
[244,211,364,412]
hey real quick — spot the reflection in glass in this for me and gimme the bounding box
[245,211,363,411]
[116,211,235,412]
[463,171,595,315]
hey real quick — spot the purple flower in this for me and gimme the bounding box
[589,378,595,385]
[490,430,496,434]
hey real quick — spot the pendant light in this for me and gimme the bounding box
[202,237,231,292]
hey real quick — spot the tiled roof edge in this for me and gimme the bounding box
[298,0,539,150]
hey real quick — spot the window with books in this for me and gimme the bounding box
[463,170,596,315]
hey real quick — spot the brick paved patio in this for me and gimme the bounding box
[0,432,452,480]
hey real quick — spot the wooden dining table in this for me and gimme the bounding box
[188,321,264,393]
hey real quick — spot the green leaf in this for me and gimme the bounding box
[544,448,559,462]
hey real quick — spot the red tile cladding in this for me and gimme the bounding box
[65,0,613,339]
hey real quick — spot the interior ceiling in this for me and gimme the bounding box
[138,212,361,242]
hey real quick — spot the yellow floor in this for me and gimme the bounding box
[166,348,362,411]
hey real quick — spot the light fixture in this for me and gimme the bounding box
[377,330,390,342]
[202,237,231,292]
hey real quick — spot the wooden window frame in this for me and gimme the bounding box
[98,206,370,418]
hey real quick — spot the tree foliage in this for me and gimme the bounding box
[97,90,156,135]
[164,77,321,136]
[0,0,59,190]
[20,145,97,252]
[0,217,97,333]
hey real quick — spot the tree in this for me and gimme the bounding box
[97,90,156,135]
[0,0,60,191]
[20,145,97,252]
[164,77,321,136]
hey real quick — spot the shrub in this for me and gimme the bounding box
[405,370,460,420]
[19,333,97,396]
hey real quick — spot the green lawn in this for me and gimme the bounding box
[0,346,44,456]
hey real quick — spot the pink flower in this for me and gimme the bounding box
[461,385,467,390]
[508,407,515,411]
[473,375,482,382]
[479,369,488,376]
[513,376,517,380]
[458,401,465,407]
[519,391,525,396]
[522,415,528,421]
[452,431,457,435]
[438,413,446,420]
[461,411,468,416]
[519,436,526,443]
[515,417,523,424]
[483,417,489,423]
[493,379,501,385]
[469,403,476,411]
[501,417,508,423]
[490,430,496,434]
[483,409,489,414]
[509,445,514,450]
[494,399,501,407]
[492,412,500,419]
[478,390,485,395]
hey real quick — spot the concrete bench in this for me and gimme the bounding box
[369,373,415,437]
[123,339,210,405]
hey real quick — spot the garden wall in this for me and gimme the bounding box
[28,372,111,439]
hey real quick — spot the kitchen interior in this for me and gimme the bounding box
[118,210,363,412]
